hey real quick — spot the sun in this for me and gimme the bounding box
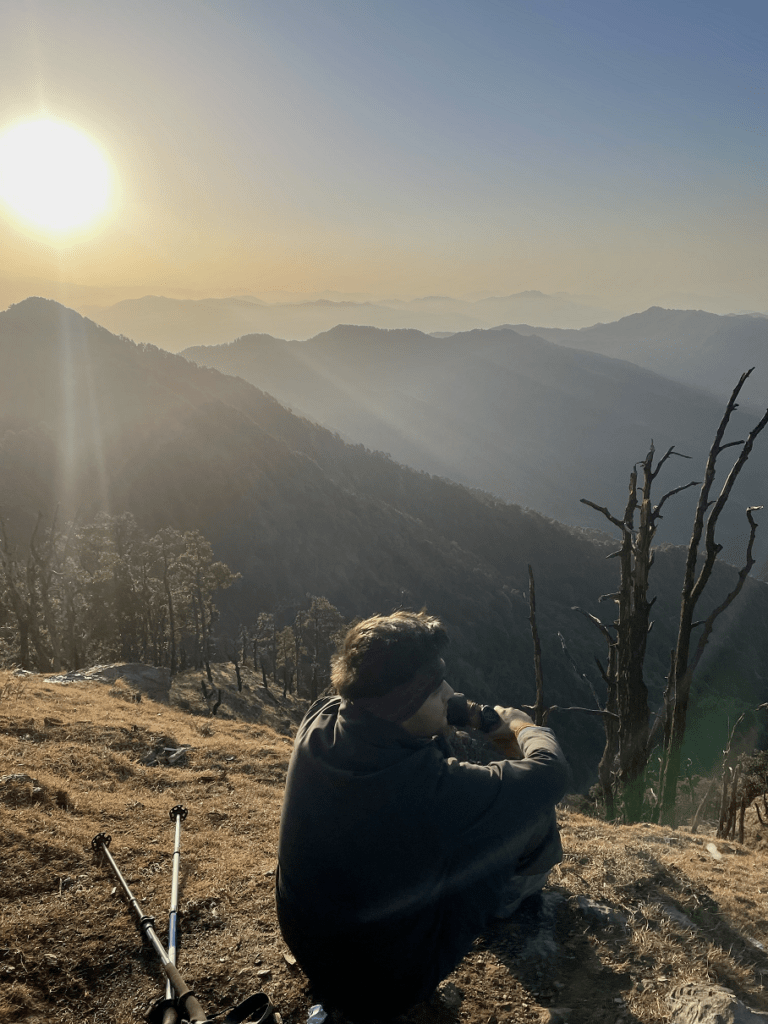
[0,118,112,233]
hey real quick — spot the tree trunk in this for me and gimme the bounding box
[163,567,177,677]
[310,663,319,703]
[527,565,546,726]
[659,373,768,824]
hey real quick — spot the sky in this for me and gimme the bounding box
[0,0,766,315]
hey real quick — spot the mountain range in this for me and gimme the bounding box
[508,307,768,406]
[182,320,768,571]
[80,291,618,350]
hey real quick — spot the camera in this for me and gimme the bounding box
[446,692,501,733]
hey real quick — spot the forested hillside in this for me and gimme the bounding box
[2,298,767,787]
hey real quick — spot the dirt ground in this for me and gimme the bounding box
[1,666,768,1024]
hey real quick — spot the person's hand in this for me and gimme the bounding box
[490,706,535,736]
[487,706,535,760]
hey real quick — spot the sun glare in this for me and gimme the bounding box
[0,119,112,233]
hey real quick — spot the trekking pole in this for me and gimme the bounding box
[166,806,188,1005]
[92,832,208,1023]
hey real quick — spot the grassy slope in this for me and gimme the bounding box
[2,668,768,1024]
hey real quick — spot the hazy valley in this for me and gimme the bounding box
[181,315,768,571]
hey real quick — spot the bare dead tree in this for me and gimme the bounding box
[580,443,698,821]
[221,631,244,692]
[717,754,768,845]
[715,709,751,836]
[658,370,768,824]
[711,706,768,841]
[527,565,547,726]
[690,774,721,834]
[527,569,620,814]
[573,608,621,820]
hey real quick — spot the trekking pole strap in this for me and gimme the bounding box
[150,991,274,1024]
[217,993,276,1024]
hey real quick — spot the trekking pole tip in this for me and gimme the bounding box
[91,832,111,851]
[169,805,188,822]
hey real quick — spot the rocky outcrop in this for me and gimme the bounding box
[667,983,768,1023]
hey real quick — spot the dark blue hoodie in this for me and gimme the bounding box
[276,696,570,1019]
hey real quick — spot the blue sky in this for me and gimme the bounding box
[0,0,765,311]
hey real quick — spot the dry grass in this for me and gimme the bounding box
[2,666,768,1024]
[0,665,301,1024]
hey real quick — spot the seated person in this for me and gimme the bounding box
[276,610,571,1020]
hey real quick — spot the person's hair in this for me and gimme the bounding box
[331,610,449,701]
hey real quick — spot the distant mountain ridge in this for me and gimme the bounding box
[507,307,768,405]
[80,291,616,350]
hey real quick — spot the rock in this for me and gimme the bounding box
[436,981,463,1010]
[166,746,191,765]
[666,982,768,1023]
[517,892,562,961]
[573,896,627,929]
[141,744,191,767]
[661,904,697,930]
[0,773,45,804]
[1,772,38,787]
[542,1009,573,1023]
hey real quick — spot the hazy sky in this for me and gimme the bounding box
[1,0,766,313]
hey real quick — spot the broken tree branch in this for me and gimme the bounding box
[527,565,546,726]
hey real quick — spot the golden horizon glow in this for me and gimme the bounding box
[0,119,112,234]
